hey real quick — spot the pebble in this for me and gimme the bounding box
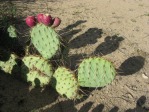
[142,73,148,79]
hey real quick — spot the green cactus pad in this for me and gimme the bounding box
[22,55,53,77]
[7,25,17,38]
[21,55,53,87]
[0,54,17,74]
[25,70,51,87]
[78,57,116,87]
[30,24,60,59]
[52,67,82,100]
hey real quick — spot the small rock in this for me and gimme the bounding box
[142,73,148,79]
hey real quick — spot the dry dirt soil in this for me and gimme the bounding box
[0,0,149,112]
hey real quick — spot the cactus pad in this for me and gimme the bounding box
[7,25,17,38]
[52,67,82,100]
[25,70,51,87]
[0,53,18,74]
[30,24,60,59]
[21,55,53,87]
[78,57,116,87]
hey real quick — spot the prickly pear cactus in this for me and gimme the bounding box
[30,24,60,59]
[52,67,82,100]
[25,70,51,87]
[78,57,116,87]
[7,25,17,38]
[0,53,18,74]
[21,55,53,87]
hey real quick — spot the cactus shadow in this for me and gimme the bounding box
[42,101,77,112]
[81,87,103,95]
[29,95,149,112]
[69,28,103,48]
[109,106,119,112]
[126,96,149,112]
[44,101,94,112]
[0,48,11,62]
[0,28,25,57]
[93,35,124,56]
[0,2,27,57]
[59,20,87,42]
[0,56,59,111]
[44,100,120,112]
[59,20,86,35]
[0,70,59,112]
[92,104,105,112]
[117,56,145,76]
[45,100,78,112]
[53,20,87,68]
[62,54,87,71]
[78,102,93,112]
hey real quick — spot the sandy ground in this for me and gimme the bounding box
[0,0,149,112]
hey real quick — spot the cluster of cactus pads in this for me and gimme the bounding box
[0,14,117,100]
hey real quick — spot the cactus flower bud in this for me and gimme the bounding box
[52,17,61,28]
[25,16,36,27]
